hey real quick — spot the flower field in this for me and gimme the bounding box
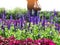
[0,8,60,45]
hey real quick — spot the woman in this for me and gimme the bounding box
[27,0,41,16]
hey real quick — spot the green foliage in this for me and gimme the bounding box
[0,7,27,19]
[6,8,27,15]
[0,25,60,45]
[0,8,5,13]
[56,18,60,23]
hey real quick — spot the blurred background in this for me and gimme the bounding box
[0,0,60,11]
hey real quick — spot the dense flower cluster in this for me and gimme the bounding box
[0,36,56,45]
[0,8,59,45]
[0,15,60,31]
[0,9,59,31]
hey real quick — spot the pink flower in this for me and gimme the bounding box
[40,38,56,45]
[9,35,15,40]
[26,38,34,45]
[20,39,26,45]
[49,42,56,45]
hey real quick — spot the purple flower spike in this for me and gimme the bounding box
[42,16,46,26]
[30,16,33,23]
[2,14,5,20]
[6,20,11,30]
[33,16,36,25]
[42,19,45,26]
[14,20,17,30]
[7,24,10,30]
[10,15,13,20]
[50,16,54,24]
[54,10,57,16]
[50,16,53,20]
[55,23,59,30]
[19,18,24,29]
[0,19,2,23]
[38,16,41,23]
[36,16,38,24]
[58,24,60,32]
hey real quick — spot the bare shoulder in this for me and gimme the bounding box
[26,0,28,1]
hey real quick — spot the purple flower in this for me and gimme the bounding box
[30,16,33,23]
[38,16,41,23]
[50,16,53,24]
[54,10,57,16]
[36,16,38,24]
[58,24,60,32]
[33,16,36,24]
[37,11,40,16]
[0,19,2,24]
[10,15,13,20]
[19,18,24,29]
[7,24,10,30]
[2,14,5,20]
[6,20,11,30]
[13,20,17,30]
[2,10,6,20]
[55,23,58,27]
[50,16,53,20]
[42,19,45,27]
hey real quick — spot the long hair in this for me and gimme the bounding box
[27,0,38,10]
